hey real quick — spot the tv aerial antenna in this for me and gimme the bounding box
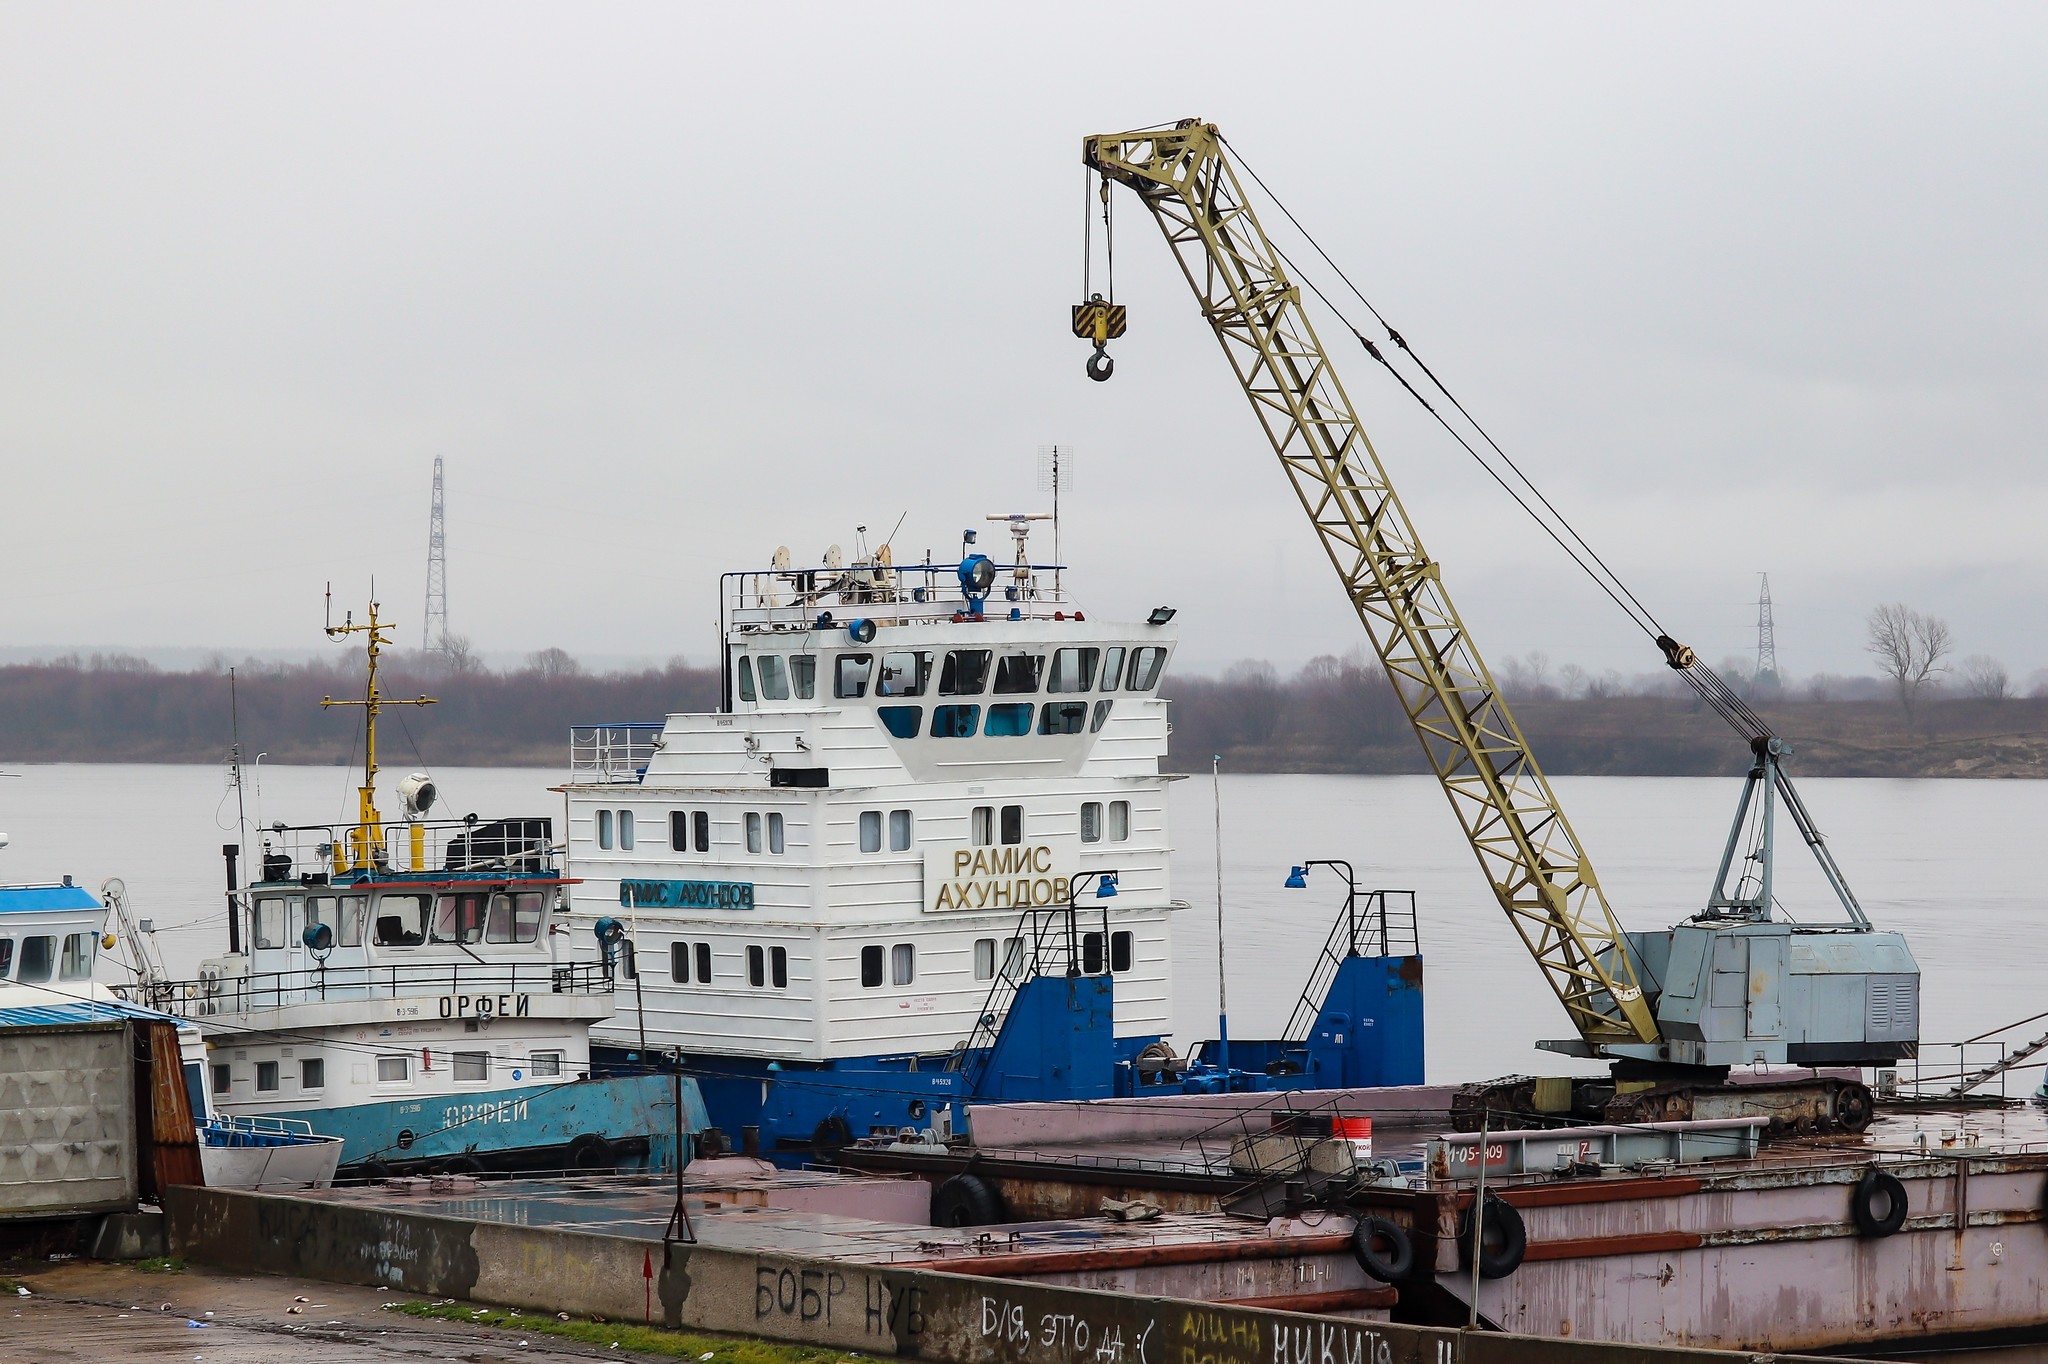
[1037,444,1075,597]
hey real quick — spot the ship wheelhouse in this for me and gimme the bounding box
[563,530,1185,1075]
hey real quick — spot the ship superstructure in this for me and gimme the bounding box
[565,519,1424,1154]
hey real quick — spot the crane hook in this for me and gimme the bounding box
[1086,345,1115,382]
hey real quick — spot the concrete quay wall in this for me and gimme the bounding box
[164,1185,1854,1364]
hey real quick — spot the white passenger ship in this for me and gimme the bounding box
[135,600,703,1177]
[563,519,1425,1156]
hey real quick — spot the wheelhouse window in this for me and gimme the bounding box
[737,657,757,702]
[757,654,790,700]
[432,892,488,945]
[930,703,979,738]
[1099,647,1126,692]
[878,651,930,696]
[485,892,545,944]
[985,702,1032,736]
[59,932,95,981]
[16,935,53,984]
[790,655,817,699]
[373,894,429,946]
[939,649,990,695]
[339,894,367,947]
[1047,647,1098,693]
[307,896,348,948]
[836,653,873,698]
[993,653,1044,694]
[1000,805,1023,845]
[1128,647,1167,691]
[1039,701,1088,735]
[878,705,922,739]
[1091,699,1113,732]
[859,810,882,853]
[889,809,913,851]
[453,1052,490,1083]
[597,809,614,849]
[253,896,286,949]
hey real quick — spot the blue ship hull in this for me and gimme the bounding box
[230,1074,704,1175]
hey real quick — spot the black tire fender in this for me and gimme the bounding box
[931,1173,1005,1228]
[440,1153,486,1176]
[1851,1167,1908,1238]
[1457,1194,1527,1279]
[568,1133,616,1172]
[1350,1215,1415,1282]
[811,1114,854,1162]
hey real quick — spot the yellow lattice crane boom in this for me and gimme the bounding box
[1084,120,1658,1049]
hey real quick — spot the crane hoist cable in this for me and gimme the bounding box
[1217,134,1778,750]
[1075,170,1125,381]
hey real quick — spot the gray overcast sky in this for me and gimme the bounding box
[3,3,2044,681]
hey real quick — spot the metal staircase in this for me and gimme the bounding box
[948,904,1095,1095]
[1281,890,1419,1043]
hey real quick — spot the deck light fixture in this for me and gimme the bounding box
[1284,865,1309,889]
[1095,872,1119,899]
[1147,607,1176,625]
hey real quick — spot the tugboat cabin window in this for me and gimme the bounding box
[939,649,990,695]
[1110,800,1131,842]
[16,935,54,984]
[308,896,360,949]
[737,656,757,702]
[376,1055,409,1083]
[771,945,789,989]
[373,894,429,946]
[768,812,786,855]
[340,894,368,946]
[890,809,913,850]
[1083,931,1136,974]
[1099,647,1126,692]
[878,651,930,696]
[1047,648,1097,693]
[597,809,614,849]
[985,702,1032,736]
[59,932,95,980]
[256,1061,279,1093]
[859,811,882,853]
[757,654,790,700]
[892,942,916,985]
[485,892,546,944]
[696,941,712,981]
[453,1052,489,1082]
[745,812,763,853]
[694,810,710,851]
[1000,805,1023,845]
[878,706,922,738]
[531,1051,562,1077]
[0,938,12,978]
[747,945,766,988]
[860,944,884,988]
[974,937,996,980]
[790,655,817,699]
[1112,930,1133,972]
[970,806,994,846]
[210,1063,230,1095]
[1090,699,1113,732]
[993,653,1044,694]
[836,653,873,698]
[1128,647,1167,691]
[930,703,979,738]
[301,1058,325,1090]
[618,810,635,850]
[1039,701,1087,735]
[1081,802,1102,843]
[432,893,489,945]
[253,896,286,949]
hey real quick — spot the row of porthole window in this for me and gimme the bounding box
[738,646,1167,704]
[0,932,95,984]
[599,808,788,855]
[859,809,914,852]
[973,932,1133,979]
[606,802,1119,856]
[207,1051,565,1095]
[669,941,791,989]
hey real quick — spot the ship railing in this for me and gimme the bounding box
[949,902,1101,1093]
[1280,890,1419,1044]
[723,561,1075,621]
[1889,1016,2048,1102]
[131,959,614,1017]
[569,724,665,784]
[246,817,558,884]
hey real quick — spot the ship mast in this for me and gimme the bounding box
[322,589,436,875]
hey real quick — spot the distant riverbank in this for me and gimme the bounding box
[4,655,2043,778]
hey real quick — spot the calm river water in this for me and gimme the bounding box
[2,764,2040,1081]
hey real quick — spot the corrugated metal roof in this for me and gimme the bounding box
[0,997,173,1028]
[0,883,103,914]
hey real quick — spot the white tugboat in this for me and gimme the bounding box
[139,597,704,1177]
[562,517,1426,1158]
